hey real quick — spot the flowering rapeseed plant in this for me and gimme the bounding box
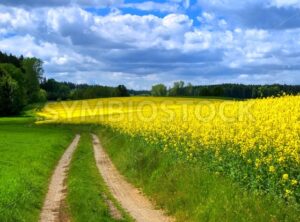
[38,95,300,202]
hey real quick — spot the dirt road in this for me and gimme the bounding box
[92,134,173,222]
[40,135,81,222]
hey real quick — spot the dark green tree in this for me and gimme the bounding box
[0,63,27,105]
[0,69,23,115]
[151,84,167,96]
[22,58,44,103]
[185,83,193,96]
[169,81,185,96]
[115,85,129,97]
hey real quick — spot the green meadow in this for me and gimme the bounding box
[0,118,73,221]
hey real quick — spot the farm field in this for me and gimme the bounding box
[0,96,299,221]
[37,95,300,221]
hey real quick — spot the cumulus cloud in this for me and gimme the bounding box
[45,7,193,50]
[0,1,299,88]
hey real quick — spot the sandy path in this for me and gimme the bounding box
[92,134,173,222]
[40,135,81,222]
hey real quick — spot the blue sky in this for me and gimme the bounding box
[0,0,300,89]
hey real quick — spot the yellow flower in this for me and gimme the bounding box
[285,189,292,197]
[278,156,285,163]
[269,166,275,173]
[282,174,289,180]
[291,179,298,186]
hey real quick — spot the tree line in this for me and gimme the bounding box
[151,81,300,99]
[1,50,299,116]
[40,78,129,101]
[0,51,129,116]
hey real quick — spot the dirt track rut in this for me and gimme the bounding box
[92,134,173,222]
[39,135,80,222]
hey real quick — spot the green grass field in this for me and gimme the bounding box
[0,118,73,221]
[0,119,132,222]
[97,127,300,222]
[67,133,132,222]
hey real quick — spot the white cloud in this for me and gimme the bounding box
[0,3,300,88]
[197,12,228,30]
[269,0,300,8]
[0,7,38,34]
[122,1,179,13]
[45,8,193,50]
[0,35,58,58]
[183,30,212,51]
[77,0,123,7]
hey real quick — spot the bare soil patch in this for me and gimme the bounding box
[39,135,80,222]
[92,134,173,222]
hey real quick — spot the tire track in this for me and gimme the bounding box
[92,134,173,222]
[40,135,81,222]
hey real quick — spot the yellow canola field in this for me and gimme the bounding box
[38,96,300,200]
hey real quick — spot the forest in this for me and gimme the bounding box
[151,81,300,99]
